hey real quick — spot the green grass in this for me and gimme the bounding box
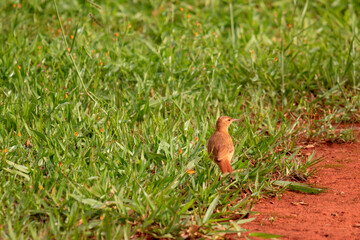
[0,0,359,238]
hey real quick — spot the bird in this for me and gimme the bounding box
[207,116,240,173]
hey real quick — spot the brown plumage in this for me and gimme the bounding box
[207,116,240,173]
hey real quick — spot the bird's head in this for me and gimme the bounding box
[215,116,240,131]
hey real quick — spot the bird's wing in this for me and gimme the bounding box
[212,144,234,162]
[207,133,234,162]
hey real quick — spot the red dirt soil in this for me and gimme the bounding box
[243,134,360,239]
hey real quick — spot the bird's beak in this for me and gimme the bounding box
[232,119,241,122]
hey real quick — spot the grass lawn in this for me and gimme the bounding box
[0,0,359,239]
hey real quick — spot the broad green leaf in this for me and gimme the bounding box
[178,199,195,215]
[236,217,256,225]
[31,129,48,142]
[249,232,284,238]
[6,160,29,173]
[80,198,104,209]
[273,180,325,194]
[3,167,30,181]
[203,194,219,223]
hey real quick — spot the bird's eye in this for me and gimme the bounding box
[228,119,231,121]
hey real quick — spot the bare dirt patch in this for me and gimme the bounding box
[242,132,360,239]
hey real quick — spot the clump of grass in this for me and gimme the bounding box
[0,0,359,238]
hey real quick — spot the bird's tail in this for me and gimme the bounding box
[217,159,233,173]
